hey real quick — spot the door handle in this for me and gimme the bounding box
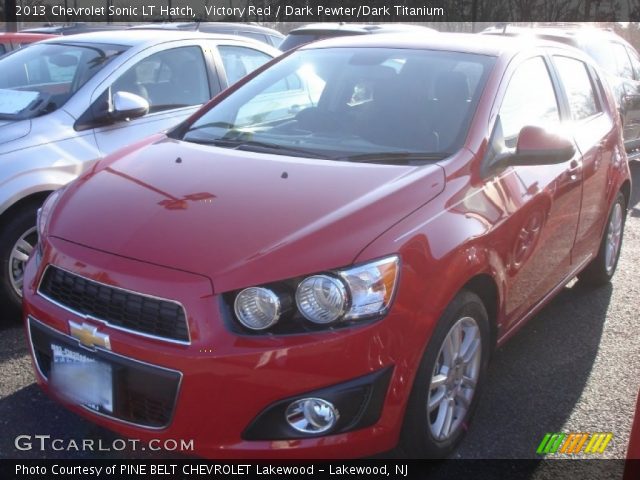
[567,159,580,182]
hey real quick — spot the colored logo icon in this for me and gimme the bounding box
[537,432,613,455]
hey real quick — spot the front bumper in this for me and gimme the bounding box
[22,236,427,459]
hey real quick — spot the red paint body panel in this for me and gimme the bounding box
[625,391,640,479]
[0,33,54,52]
[22,35,631,458]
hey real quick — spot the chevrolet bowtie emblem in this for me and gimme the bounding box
[69,321,111,350]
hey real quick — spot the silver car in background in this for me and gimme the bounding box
[0,30,280,318]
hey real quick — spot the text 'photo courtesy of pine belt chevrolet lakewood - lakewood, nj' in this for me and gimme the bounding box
[0,20,638,460]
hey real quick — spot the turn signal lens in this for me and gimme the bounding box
[339,255,399,320]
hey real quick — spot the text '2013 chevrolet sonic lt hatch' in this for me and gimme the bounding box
[23,33,630,459]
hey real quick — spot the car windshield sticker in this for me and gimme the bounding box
[0,89,40,115]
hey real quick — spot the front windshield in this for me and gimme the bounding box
[0,42,127,119]
[181,47,495,163]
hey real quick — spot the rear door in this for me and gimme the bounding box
[623,44,640,154]
[551,55,617,264]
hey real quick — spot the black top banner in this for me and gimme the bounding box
[1,0,639,23]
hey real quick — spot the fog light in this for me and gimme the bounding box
[285,398,339,434]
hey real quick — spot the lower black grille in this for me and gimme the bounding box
[39,266,189,342]
[30,317,181,429]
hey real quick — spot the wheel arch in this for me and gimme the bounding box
[620,179,631,210]
[0,190,55,223]
[460,274,500,353]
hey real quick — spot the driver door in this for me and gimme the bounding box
[494,55,583,328]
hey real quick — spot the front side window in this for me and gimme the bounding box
[553,56,601,121]
[112,46,210,113]
[180,47,495,163]
[0,42,126,118]
[499,56,560,147]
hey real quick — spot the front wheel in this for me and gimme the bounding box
[0,204,39,322]
[578,191,627,286]
[399,290,490,458]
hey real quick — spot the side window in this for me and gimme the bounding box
[218,46,271,85]
[238,32,268,44]
[612,43,634,80]
[112,46,210,114]
[499,57,560,147]
[626,47,640,80]
[0,44,6,55]
[554,56,601,121]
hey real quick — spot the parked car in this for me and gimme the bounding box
[279,23,438,51]
[0,30,280,319]
[23,33,630,459]
[481,25,640,159]
[22,23,128,36]
[131,22,284,48]
[625,390,640,479]
[0,32,54,56]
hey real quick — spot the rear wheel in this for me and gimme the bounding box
[578,192,626,286]
[399,290,490,458]
[0,204,39,322]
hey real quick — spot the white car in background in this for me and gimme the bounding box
[0,30,281,318]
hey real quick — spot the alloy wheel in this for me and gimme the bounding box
[605,202,623,274]
[8,226,37,298]
[427,316,482,441]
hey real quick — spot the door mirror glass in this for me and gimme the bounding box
[111,91,149,121]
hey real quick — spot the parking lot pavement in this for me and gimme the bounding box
[1,162,639,462]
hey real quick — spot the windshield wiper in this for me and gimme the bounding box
[184,121,237,133]
[185,137,331,159]
[338,152,451,164]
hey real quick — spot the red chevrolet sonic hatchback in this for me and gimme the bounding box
[23,33,630,458]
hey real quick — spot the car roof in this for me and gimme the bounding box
[480,25,634,49]
[38,29,265,47]
[1,32,55,40]
[289,23,437,35]
[132,22,284,37]
[299,31,582,57]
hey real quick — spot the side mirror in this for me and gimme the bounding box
[110,91,149,121]
[509,125,575,166]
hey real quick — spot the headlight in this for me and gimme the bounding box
[234,287,282,330]
[37,188,65,238]
[226,255,400,333]
[296,275,348,324]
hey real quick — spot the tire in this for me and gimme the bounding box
[578,192,627,286]
[0,203,39,322]
[399,290,490,458]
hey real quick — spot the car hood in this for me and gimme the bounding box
[50,136,446,293]
[0,119,31,145]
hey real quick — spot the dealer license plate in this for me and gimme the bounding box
[50,344,113,413]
